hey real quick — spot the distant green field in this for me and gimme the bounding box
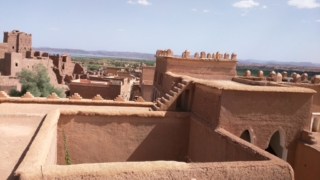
[71,56,155,70]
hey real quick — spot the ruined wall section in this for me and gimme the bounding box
[219,90,313,167]
[0,43,8,59]
[3,31,18,53]
[17,33,32,57]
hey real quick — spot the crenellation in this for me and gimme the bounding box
[194,52,199,58]
[244,70,251,76]
[207,53,212,58]
[224,53,230,60]
[212,53,216,59]
[92,94,104,101]
[69,93,82,100]
[216,51,222,60]
[156,49,174,57]
[21,92,34,98]
[47,93,59,99]
[301,73,308,81]
[257,70,264,77]
[231,52,237,60]
[293,74,302,83]
[282,71,288,78]
[200,51,206,58]
[311,75,320,84]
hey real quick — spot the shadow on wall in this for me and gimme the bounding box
[57,115,190,164]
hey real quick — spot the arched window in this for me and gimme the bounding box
[240,130,251,143]
[265,131,288,161]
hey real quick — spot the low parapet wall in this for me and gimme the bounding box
[0,91,154,108]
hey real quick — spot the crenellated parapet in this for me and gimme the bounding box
[156,49,174,57]
[156,49,237,61]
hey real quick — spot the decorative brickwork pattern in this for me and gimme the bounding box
[114,95,125,101]
[21,92,34,98]
[92,94,104,101]
[0,91,9,98]
[69,93,82,100]
[47,93,59,99]
[135,97,145,102]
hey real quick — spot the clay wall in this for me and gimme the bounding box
[57,114,190,164]
[188,118,266,162]
[49,54,61,68]
[191,84,222,128]
[73,63,84,74]
[17,33,32,57]
[155,56,237,81]
[0,84,16,93]
[2,52,22,76]
[292,84,320,112]
[141,84,153,101]
[18,58,59,86]
[0,43,7,59]
[294,142,320,180]
[141,66,155,82]
[219,90,313,167]
[106,67,120,75]
[153,72,180,100]
[3,31,18,53]
[17,110,294,180]
[69,82,121,100]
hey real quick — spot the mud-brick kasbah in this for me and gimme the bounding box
[0,30,319,180]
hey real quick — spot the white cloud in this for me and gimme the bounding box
[262,5,267,9]
[288,0,320,9]
[316,19,320,22]
[127,0,151,5]
[192,8,197,11]
[233,0,259,8]
[137,0,151,5]
[118,29,125,32]
[48,27,60,31]
[203,9,210,13]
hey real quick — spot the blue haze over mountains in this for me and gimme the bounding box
[34,47,320,67]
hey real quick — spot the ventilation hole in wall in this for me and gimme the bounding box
[15,63,18,67]
[12,46,14,49]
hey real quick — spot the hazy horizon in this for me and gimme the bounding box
[0,0,319,63]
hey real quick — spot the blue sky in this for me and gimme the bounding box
[0,0,319,62]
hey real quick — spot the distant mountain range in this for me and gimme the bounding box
[33,47,156,60]
[34,47,320,68]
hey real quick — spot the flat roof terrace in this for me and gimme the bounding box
[0,98,152,180]
[14,109,294,179]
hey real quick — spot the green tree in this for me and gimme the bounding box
[9,63,64,97]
